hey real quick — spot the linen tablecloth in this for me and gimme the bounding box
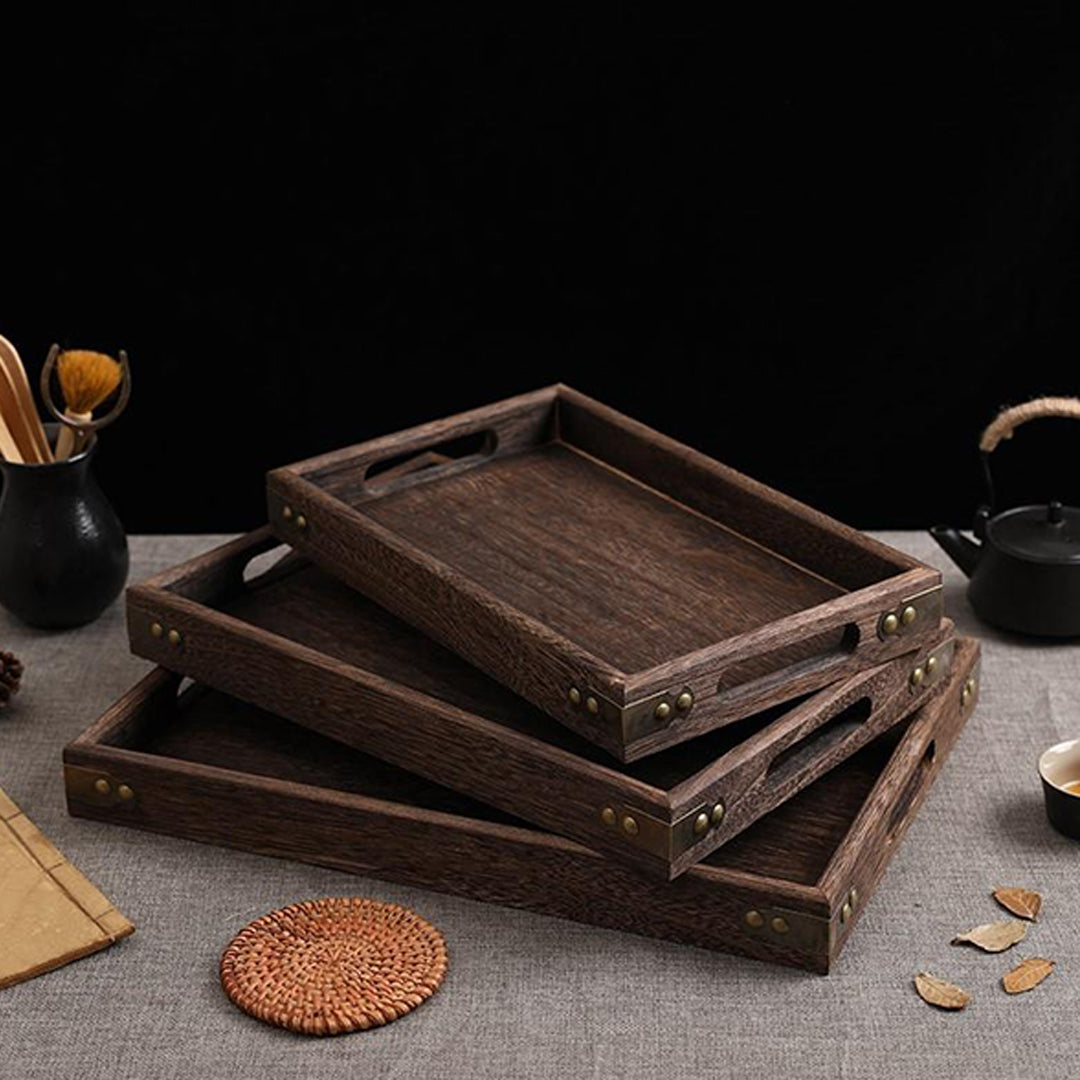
[1,533,1077,1078]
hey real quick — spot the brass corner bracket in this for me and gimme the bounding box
[64,765,136,809]
[877,585,944,642]
[280,504,309,531]
[742,904,830,953]
[568,684,695,744]
[908,636,955,694]
[597,799,724,862]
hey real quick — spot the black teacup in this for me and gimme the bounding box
[1039,738,1080,840]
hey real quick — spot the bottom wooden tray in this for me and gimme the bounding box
[64,638,979,973]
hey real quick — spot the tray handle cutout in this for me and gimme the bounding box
[717,623,860,706]
[885,738,936,842]
[763,695,872,790]
[157,528,298,604]
[242,542,301,587]
[364,432,496,494]
[301,386,557,496]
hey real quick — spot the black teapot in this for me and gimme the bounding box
[930,397,1080,636]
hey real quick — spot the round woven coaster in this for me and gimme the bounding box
[220,897,448,1036]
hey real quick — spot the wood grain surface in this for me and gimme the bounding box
[267,385,942,755]
[128,528,955,879]
[65,638,979,973]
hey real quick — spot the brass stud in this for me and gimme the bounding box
[150,621,164,639]
[654,701,672,722]
[93,778,111,796]
[771,916,790,935]
[881,612,899,635]
[910,666,924,688]
[568,686,582,707]
[167,628,183,648]
[118,784,135,802]
[965,677,976,695]
[926,655,938,676]
[901,605,917,626]
[675,691,693,711]
[711,801,725,826]
[693,812,710,837]
[282,505,294,521]
[745,910,764,929]
[961,687,971,707]
[840,901,852,923]
[585,696,599,716]
[295,514,307,530]
[849,887,859,907]
[621,815,639,837]
[600,806,616,827]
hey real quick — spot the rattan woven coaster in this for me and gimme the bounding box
[220,897,448,1036]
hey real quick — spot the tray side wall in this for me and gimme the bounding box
[126,582,683,876]
[555,387,923,588]
[821,640,981,961]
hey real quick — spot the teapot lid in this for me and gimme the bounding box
[988,502,1080,563]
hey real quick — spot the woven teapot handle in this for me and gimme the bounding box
[980,397,1080,453]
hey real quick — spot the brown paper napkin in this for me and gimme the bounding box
[0,785,133,990]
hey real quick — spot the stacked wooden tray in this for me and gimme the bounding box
[266,386,943,760]
[67,638,978,973]
[67,387,976,970]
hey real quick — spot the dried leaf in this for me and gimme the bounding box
[993,887,1042,921]
[952,918,1027,953]
[914,972,971,1010]
[1003,957,1055,994]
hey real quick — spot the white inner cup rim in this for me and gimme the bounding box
[1038,737,1080,793]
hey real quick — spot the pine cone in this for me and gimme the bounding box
[0,650,23,710]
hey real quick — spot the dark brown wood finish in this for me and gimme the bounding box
[65,638,980,974]
[266,386,942,757]
[127,529,955,879]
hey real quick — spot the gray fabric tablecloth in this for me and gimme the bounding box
[1,533,1078,1079]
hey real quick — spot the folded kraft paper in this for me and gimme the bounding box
[0,785,133,990]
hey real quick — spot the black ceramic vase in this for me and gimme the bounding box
[0,438,128,629]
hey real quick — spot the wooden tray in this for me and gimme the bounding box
[64,638,980,974]
[266,386,943,759]
[127,529,956,880]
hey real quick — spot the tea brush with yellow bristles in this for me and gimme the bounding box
[40,345,132,460]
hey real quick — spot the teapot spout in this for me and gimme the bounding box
[929,525,981,578]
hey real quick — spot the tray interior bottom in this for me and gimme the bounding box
[222,557,822,790]
[357,441,849,670]
[117,683,911,887]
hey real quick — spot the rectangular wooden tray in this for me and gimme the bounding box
[64,638,980,974]
[266,386,943,759]
[127,529,956,880]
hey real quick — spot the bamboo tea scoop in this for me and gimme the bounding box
[0,336,51,463]
[0,409,22,463]
[0,360,42,464]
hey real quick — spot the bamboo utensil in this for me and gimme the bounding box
[40,346,130,461]
[0,358,45,464]
[0,336,51,462]
[0,410,22,463]
[0,340,131,628]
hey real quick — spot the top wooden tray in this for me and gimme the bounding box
[268,385,942,759]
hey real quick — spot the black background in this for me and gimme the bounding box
[6,6,1080,533]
